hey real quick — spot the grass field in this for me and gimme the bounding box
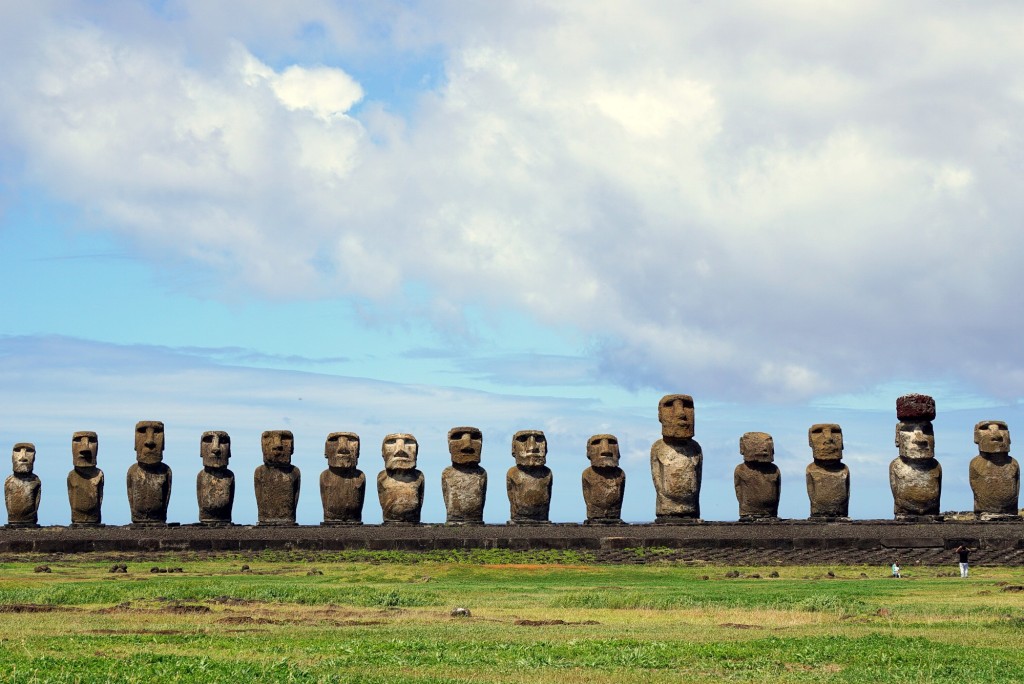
[2,550,1023,683]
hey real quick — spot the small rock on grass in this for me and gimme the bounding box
[450,607,471,617]
[33,565,50,573]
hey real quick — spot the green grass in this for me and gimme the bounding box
[1,553,1024,682]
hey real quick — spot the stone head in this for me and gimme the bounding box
[975,420,1010,454]
[740,432,774,463]
[895,421,935,460]
[134,421,165,465]
[72,431,98,468]
[261,430,294,466]
[200,431,231,469]
[808,424,843,461]
[512,430,547,468]
[325,431,360,469]
[12,443,35,474]
[587,434,620,469]
[448,426,483,466]
[658,394,695,440]
[382,433,418,471]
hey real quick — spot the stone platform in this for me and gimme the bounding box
[3,520,1024,565]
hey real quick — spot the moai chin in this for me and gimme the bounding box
[506,430,552,524]
[734,432,781,521]
[320,431,365,525]
[197,431,234,526]
[650,394,702,523]
[969,420,1020,520]
[255,430,300,525]
[583,434,625,525]
[805,424,850,519]
[67,431,104,527]
[889,394,942,520]
[442,427,487,525]
[5,443,41,528]
[127,421,172,526]
[377,433,424,525]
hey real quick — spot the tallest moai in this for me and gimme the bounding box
[889,394,942,521]
[650,394,702,522]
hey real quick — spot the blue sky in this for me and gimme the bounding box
[2,1,1023,525]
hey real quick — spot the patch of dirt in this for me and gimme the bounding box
[719,623,758,629]
[325,619,385,627]
[0,604,75,613]
[1001,585,1024,593]
[206,596,257,606]
[514,619,600,627]
[164,604,212,614]
[217,616,280,625]
[89,629,185,635]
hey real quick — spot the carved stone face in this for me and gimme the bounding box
[587,434,620,469]
[975,420,1011,454]
[261,430,294,466]
[895,421,935,460]
[134,421,165,465]
[809,424,843,461]
[382,433,418,470]
[658,394,695,440]
[12,443,35,474]
[448,426,482,466]
[512,430,547,468]
[325,432,360,469]
[72,431,98,468]
[740,432,774,463]
[201,431,231,469]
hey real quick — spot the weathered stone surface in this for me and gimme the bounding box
[650,394,702,522]
[197,431,234,525]
[970,420,1020,519]
[5,443,40,527]
[583,434,625,524]
[255,430,300,526]
[734,432,781,520]
[806,424,850,519]
[896,394,936,422]
[442,427,486,525]
[507,430,552,524]
[127,421,171,526]
[67,431,104,527]
[320,432,365,525]
[890,395,941,519]
[377,433,424,525]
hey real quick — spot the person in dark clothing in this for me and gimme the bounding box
[955,545,974,578]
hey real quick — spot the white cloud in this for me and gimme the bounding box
[3,2,1024,401]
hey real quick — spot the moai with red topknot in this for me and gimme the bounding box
[889,394,942,521]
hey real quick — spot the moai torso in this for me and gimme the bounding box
[197,431,234,525]
[320,432,365,524]
[67,431,103,526]
[890,395,941,519]
[969,421,1019,518]
[650,395,702,520]
[127,421,171,525]
[507,430,552,523]
[255,429,300,525]
[442,427,486,524]
[734,432,781,519]
[6,443,41,527]
[583,434,625,524]
[805,424,850,519]
[377,433,424,524]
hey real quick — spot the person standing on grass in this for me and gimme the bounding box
[891,561,901,578]
[954,545,974,578]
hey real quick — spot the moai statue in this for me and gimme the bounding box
[67,431,104,527]
[197,431,234,525]
[506,430,552,524]
[254,430,300,525]
[734,432,781,520]
[805,424,850,519]
[582,434,625,525]
[127,421,172,526]
[377,433,424,524]
[320,432,365,525]
[442,427,487,525]
[889,394,942,520]
[650,394,702,522]
[969,420,1020,520]
[5,443,41,528]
